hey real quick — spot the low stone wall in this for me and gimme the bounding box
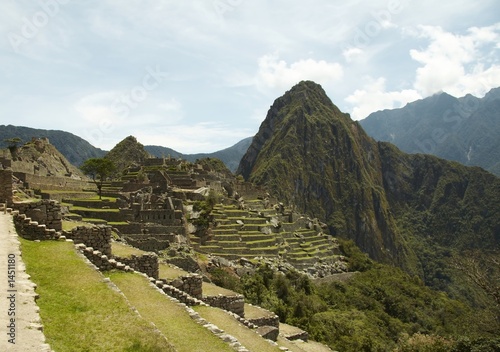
[165,274,203,299]
[114,254,159,279]
[14,199,62,231]
[202,294,245,317]
[13,212,59,240]
[153,279,204,306]
[76,243,132,272]
[63,225,112,257]
[247,314,280,329]
[282,329,309,342]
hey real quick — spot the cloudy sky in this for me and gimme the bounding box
[1,0,500,152]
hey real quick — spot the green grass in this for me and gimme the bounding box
[107,271,234,352]
[111,242,147,257]
[203,282,239,296]
[71,206,120,212]
[194,305,282,352]
[82,217,108,224]
[62,219,90,231]
[159,263,188,279]
[107,221,129,226]
[67,196,118,202]
[20,239,175,352]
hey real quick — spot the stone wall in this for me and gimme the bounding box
[246,314,280,328]
[0,168,13,206]
[114,254,159,279]
[63,225,112,257]
[13,211,59,241]
[165,274,203,299]
[75,243,133,272]
[202,294,245,317]
[13,199,62,231]
[13,172,91,191]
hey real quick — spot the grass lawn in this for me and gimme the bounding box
[194,305,282,352]
[20,239,175,352]
[108,271,234,352]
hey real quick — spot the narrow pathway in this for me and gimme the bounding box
[0,210,52,351]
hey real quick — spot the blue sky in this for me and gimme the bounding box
[1,0,500,152]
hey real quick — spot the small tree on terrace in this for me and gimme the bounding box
[4,137,22,156]
[80,158,116,199]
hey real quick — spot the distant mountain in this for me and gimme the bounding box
[359,88,500,176]
[238,81,499,305]
[0,125,106,166]
[0,125,251,173]
[145,137,252,173]
[105,136,151,173]
[1,137,85,178]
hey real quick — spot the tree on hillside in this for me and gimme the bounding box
[80,158,116,199]
[4,137,22,156]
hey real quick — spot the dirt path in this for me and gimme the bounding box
[0,211,52,351]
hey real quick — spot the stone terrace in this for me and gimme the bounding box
[193,201,341,269]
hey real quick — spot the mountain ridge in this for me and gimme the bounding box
[0,124,251,173]
[359,88,500,176]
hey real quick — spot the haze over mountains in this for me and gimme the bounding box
[359,87,500,176]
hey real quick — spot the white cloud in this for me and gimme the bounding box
[135,122,252,154]
[343,47,364,63]
[256,54,344,91]
[409,24,500,97]
[345,77,421,120]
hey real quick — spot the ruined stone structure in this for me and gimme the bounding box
[13,199,62,231]
[13,212,60,241]
[64,225,112,257]
[114,253,159,279]
[164,274,203,299]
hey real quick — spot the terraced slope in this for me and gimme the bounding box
[19,240,176,352]
[195,202,341,269]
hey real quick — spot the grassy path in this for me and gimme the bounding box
[107,271,234,352]
[20,239,175,352]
